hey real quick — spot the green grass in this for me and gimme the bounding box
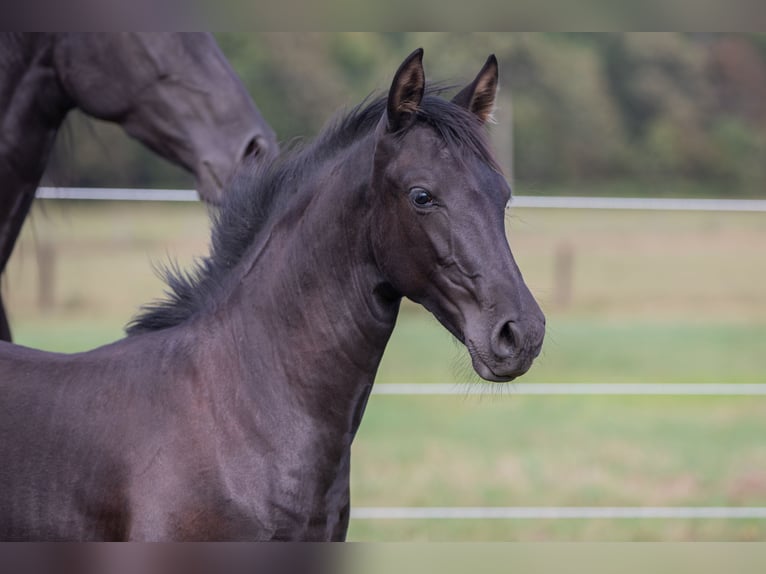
[378,310,766,384]
[537,320,766,384]
[349,395,766,540]
[4,200,766,541]
[347,518,766,541]
[353,395,766,506]
[12,319,126,353]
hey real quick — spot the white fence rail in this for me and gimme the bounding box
[351,507,766,520]
[36,187,200,202]
[509,195,766,212]
[36,187,766,212]
[372,383,766,396]
[351,506,766,520]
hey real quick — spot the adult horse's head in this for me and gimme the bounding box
[52,33,278,204]
[371,49,545,382]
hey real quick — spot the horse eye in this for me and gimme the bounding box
[410,187,434,207]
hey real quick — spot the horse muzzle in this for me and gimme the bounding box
[467,314,546,382]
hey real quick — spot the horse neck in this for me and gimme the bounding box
[0,34,71,190]
[214,134,399,436]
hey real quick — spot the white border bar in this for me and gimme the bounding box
[351,507,766,520]
[372,383,766,396]
[35,188,766,212]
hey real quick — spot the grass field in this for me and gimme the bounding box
[349,394,766,540]
[3,199,765,540]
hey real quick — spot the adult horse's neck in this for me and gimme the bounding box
[0,34,71,189]
[0,34,70,264]
[193,132,399,538]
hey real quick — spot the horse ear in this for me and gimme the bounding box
[386,48,426,133]
[452,54,498,124]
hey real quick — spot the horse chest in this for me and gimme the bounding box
[123,430,352,541]
[213,444,353,541]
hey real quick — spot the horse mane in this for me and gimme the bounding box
[126,87,499,336]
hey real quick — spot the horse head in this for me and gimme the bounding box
[52,32,278,204]
[370,49,545,382]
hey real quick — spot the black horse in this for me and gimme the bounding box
[0,49,545,541]
[0,32,278,341]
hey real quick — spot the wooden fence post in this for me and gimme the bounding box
[553,241,574,310]
[37,240,56,311]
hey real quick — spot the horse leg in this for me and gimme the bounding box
[0,296,10,342]
[0,190,37,342]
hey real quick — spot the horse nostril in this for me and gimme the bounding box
[242,136,262,160]
[494,320,518,358]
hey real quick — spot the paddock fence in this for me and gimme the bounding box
[31,187,766,524]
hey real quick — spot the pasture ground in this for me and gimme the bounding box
[4,200,765,540]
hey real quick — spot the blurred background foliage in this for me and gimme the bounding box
[45,32,766,198]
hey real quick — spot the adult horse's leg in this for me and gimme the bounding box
[0,190,36,342]
[0,296,10,341]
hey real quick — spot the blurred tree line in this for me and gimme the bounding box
[46,33,766,198]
